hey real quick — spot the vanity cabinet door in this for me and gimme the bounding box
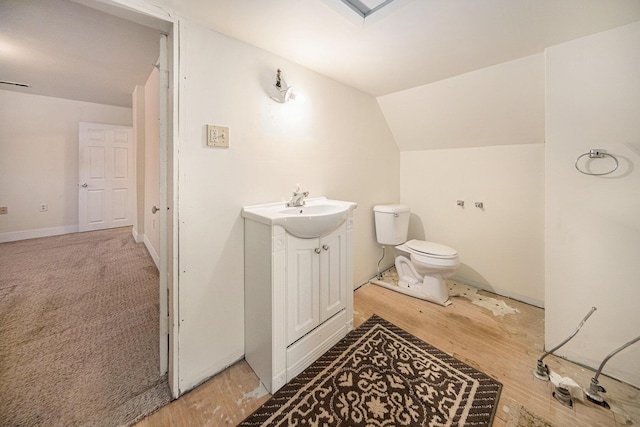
[286,236,320,346]
[319,225,347,323]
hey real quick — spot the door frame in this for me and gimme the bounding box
[87,0,180,398]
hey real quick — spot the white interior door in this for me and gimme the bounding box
[79,122,135,232]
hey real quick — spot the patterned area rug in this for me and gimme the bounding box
[240,315,502,426]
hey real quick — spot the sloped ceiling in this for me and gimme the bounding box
[161,0,640,96]
[0,0,161,107]
[1,0,640,107]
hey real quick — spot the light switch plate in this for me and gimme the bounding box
[207,125,229,148]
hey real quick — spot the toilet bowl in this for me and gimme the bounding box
[394,240,459,305]
[372,204,459,306]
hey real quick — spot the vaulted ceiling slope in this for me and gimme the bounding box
[0,0,160,107]
[161,0,640,96]
[1,0,639,107]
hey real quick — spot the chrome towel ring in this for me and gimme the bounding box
[575,149,619,176]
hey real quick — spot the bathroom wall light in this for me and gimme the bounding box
[273,68,296,103]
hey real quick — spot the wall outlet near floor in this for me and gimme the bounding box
[0,206,7,215]
[40,203,48,212]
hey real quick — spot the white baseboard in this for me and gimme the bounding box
[355,265,395,290]
[130,229,159,268]
[0,225,79,243]
[132,228,144,243]
[358,268,544,308]
[143,234,160,268]
[453,275,545,308]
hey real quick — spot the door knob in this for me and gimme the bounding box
[323,245,329,251]
[315,248,321,254]
[80,183,88,188]
[152,206,159,214]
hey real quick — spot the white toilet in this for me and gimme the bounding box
[372,204,459,306]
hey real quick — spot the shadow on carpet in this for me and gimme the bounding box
[0,228,171,426]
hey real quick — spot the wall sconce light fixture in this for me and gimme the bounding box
[274,68,296,103]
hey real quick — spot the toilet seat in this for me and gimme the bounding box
[405,239,457,259]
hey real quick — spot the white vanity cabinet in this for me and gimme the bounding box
[286,225,348,346]
[242,198,355,393]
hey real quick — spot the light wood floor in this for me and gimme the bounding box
[136,283,639,426]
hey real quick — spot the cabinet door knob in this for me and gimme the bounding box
[323,245,329,251]
[315,248,321,254]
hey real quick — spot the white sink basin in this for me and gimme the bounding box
[242,197,357,238]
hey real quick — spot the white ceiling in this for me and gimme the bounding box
[163,0,640,96]
[1,0,640,107]
[0,0,161,107]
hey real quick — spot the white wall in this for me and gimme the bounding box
[132,84,146,242]
[143,68,161,265]
[0,91,132,242]
[545,22,640,387]
[131,68,160,265]
[175,20,399,392]
[379,55,546,306]
[401,145,545,305]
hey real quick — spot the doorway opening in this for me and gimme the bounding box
[73,0,179,398]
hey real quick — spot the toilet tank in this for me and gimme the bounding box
[373,204,411,245]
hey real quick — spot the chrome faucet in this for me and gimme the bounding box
[287,185,309,207]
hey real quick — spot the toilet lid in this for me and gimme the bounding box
[405,239,458,258]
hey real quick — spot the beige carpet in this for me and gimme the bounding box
[0,228,170,426]
[240,315,502,426]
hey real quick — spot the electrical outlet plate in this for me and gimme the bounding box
[207,125,229,148]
